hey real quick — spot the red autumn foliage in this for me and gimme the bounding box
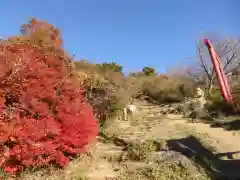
[0,43,98,173]
[8,18,72,69]
[20,17,63,49]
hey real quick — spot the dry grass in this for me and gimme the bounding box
[3,155,91,180]
[124,140,158,161]
[114,164,208,180]
[6,117,218,180]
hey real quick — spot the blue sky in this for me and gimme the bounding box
[0,0,239,74]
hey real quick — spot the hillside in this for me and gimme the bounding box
[15,99,240,180]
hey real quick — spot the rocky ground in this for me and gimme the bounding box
[12,100,240,180]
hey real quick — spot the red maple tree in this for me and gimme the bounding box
[0,43,98,173]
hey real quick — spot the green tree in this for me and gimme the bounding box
[142,66,156,76]
[99,62,123,72]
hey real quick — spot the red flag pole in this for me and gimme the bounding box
[215,53,233,101]
[204,39,233,103]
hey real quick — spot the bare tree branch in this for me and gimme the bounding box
[196,41,212,80]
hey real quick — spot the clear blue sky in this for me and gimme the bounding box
[0,0,239,74]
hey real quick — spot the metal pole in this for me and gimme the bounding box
[204,39,232,103]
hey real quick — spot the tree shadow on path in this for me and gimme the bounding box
[167,135,240,180]
[209,118,240,131]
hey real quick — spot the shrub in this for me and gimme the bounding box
[73,60,135,127]
[98,62,123,73]
[206,89,235,116]
[0,44,97,173]
[142,66,156,76]
[125,140,157,161]
[142,75,196,104]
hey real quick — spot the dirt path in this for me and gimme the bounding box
[188,122,240,152]
[167,114,240,154]
[81,101,240,179]
[133,100,240,154]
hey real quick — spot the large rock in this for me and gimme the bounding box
[146,150,202,178]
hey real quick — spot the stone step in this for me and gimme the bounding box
[118,136,143,142]
[100,149,124,161]
[118,134,144,139]
[121,161,156,172]
[96,143,123,151]
[86,159,120,180]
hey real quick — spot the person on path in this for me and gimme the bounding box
[192,87,206,122]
